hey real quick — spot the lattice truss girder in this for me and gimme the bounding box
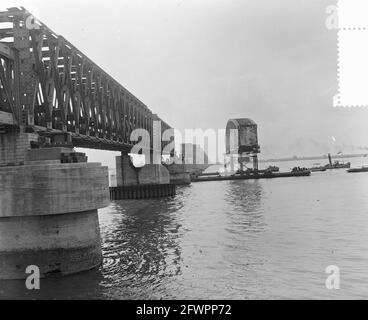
[0,53,17,117]
[0,7,172,148]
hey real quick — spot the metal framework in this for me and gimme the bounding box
[0,7,172,152]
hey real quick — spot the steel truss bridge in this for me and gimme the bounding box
[0,7,172,152]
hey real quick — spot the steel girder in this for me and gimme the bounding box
[0,7,172,152]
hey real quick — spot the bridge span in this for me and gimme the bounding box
[0,7,171,152]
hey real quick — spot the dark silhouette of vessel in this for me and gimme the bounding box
[347,167,368,173]
[308,163,327,172]
[324,154,350,170]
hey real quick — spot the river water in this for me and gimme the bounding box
[1,157,368,299]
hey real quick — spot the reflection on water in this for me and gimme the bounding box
[225,181,265,234]
[100,199,183,299]
[0,196,185,300]
[2,158,368,299]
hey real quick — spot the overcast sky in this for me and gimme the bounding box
[2,0,367,167]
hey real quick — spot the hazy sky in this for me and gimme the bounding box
[2,0,367,167]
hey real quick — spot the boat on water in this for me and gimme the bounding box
[324,153,350,170]
[192,170,311,182]
[310,167,327,172]
[201,165,280,178]
[325,162,351,169]
[308,163,327,172]
[264,165,280,173]
[237,165,280,175]
[347,166,368,173]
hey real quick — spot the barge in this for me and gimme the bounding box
[191,170,311,182]
[347,167,368,173]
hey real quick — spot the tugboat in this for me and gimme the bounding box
[324,153,350,170]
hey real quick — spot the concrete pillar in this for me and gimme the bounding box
[115,154,170,186]
[167,164,192,185]
[167,164,211,184]
[0,131,38,167]
[138,163,170,185]
[0,134,109,279]
[116,154,139,186]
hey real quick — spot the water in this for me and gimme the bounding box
[1,157,368,299]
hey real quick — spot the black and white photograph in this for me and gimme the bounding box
[0,0,367,306]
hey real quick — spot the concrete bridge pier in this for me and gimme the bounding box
[166,164,211,185]
[0,132,109,279]
[166,164,192,185]
[111,153,176,200]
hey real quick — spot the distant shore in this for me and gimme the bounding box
[258,153,367,163]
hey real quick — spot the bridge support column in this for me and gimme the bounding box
[111,154,175,199]
[167,164,211,184]
[167,164,192,185]
[0,133,109,279]
[0,131,38,166]
[115,154,139,186]
[116,153,171,186]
